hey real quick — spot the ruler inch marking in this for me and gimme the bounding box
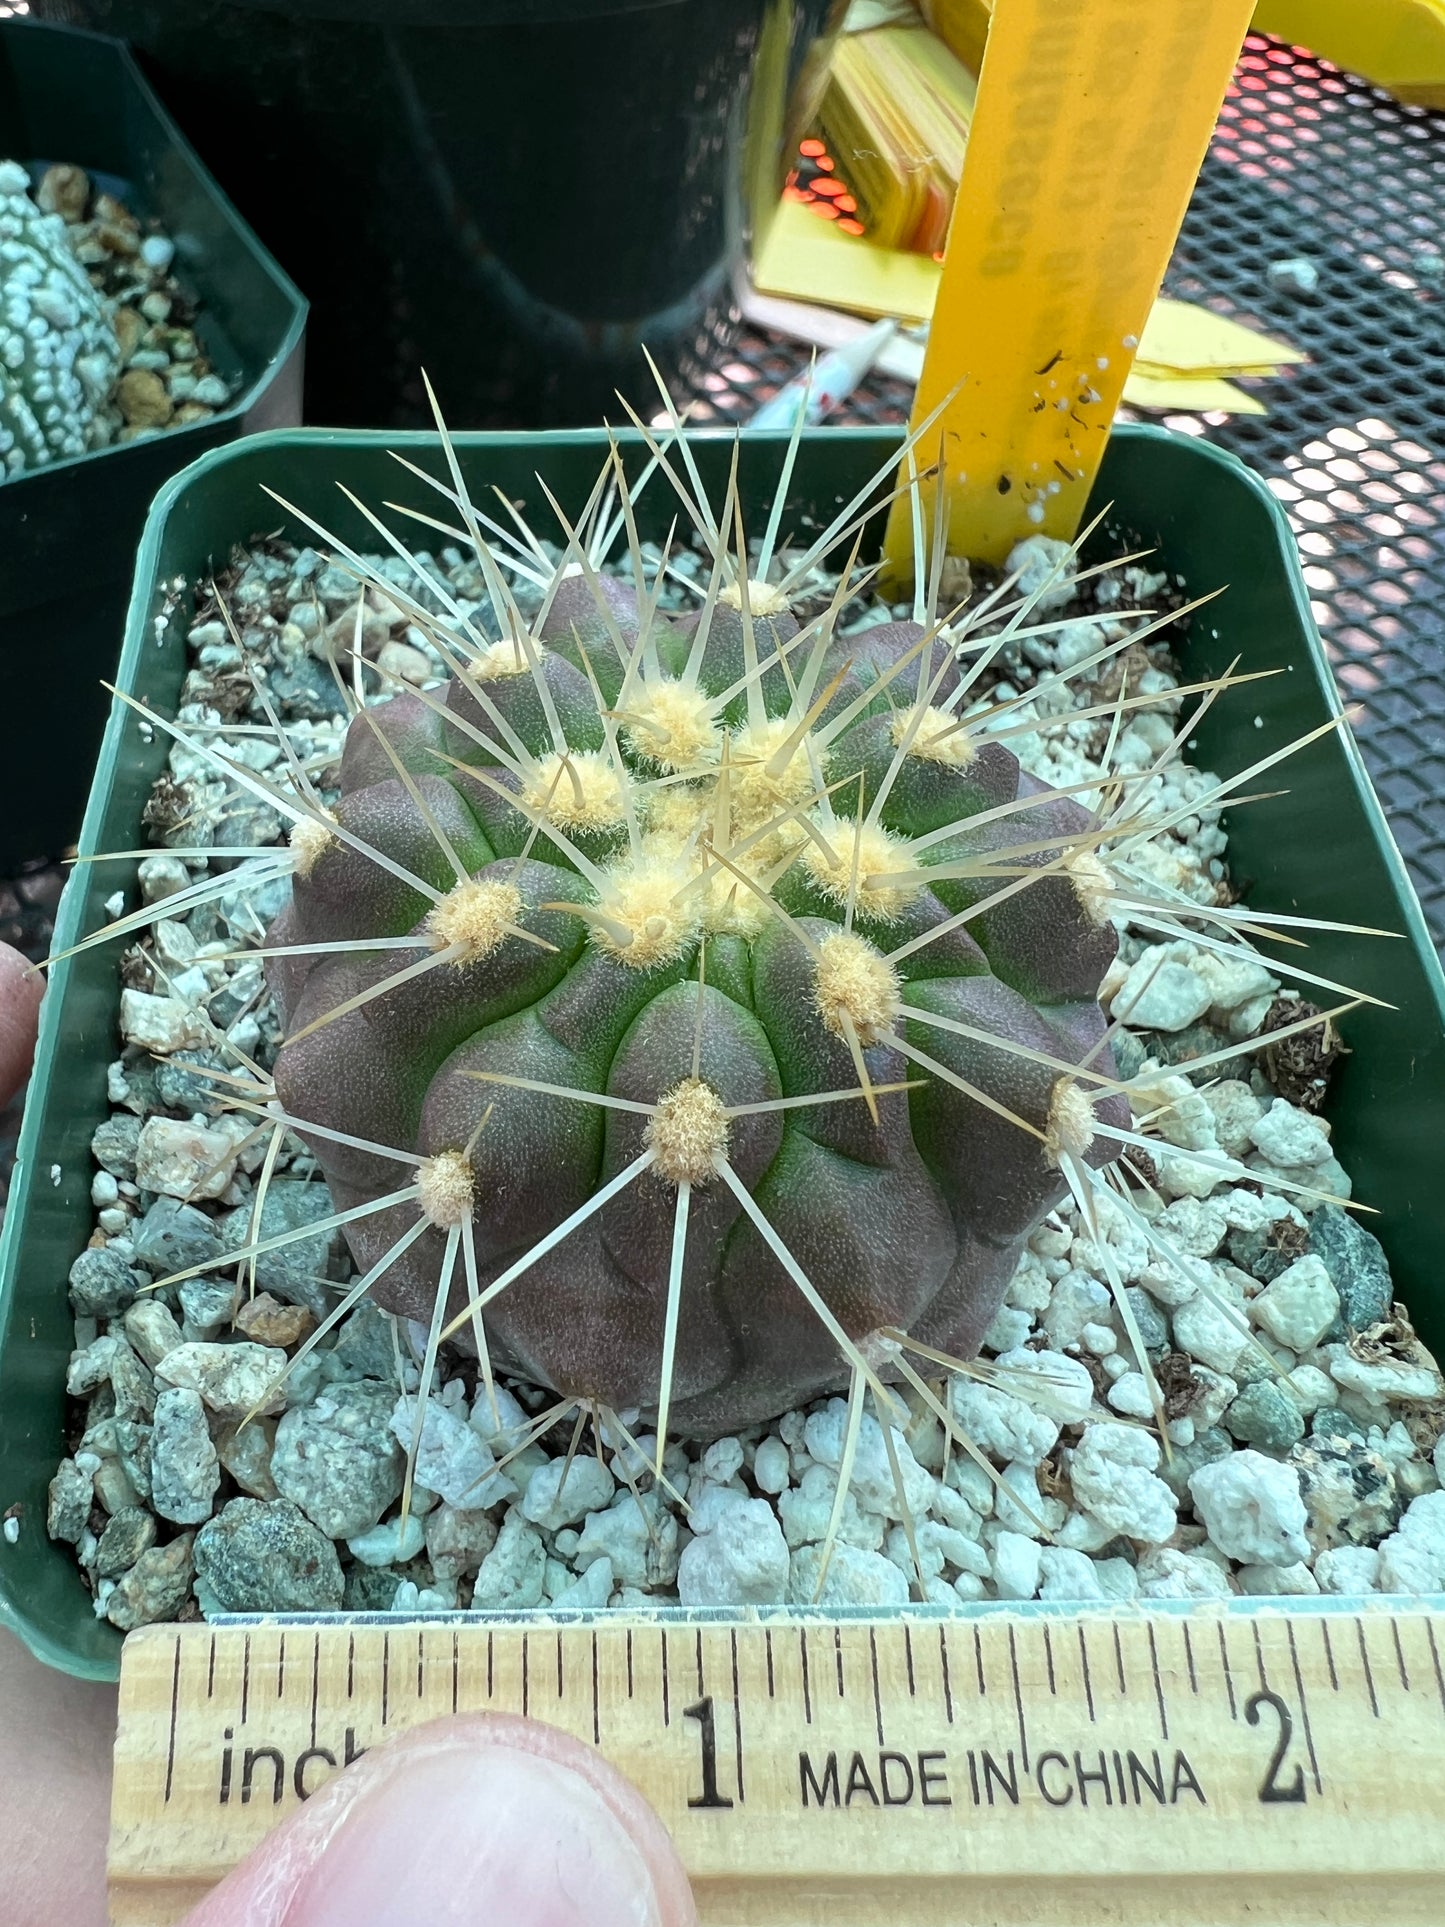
[695,1625,705,1699]
[1252,1619,1270,1693]
[1183,1620,1198,1696]
[939,1624,954,1724]
[1078,1623,1096,1724]
[1427,1616,1445,1715]
[557,1630,564,1701]
[276,1631,285,1699]
[522,1632,530,1721]
[1217,1620,1238,1721]
[592,1630,601,1746]
[1112,1622,1127,1698]
[207,1632,215,1701]
[1007,1623,1029,1772]
[973,1625,986,1697]
[1356,1617,1380,1717]
[382,1632,390,1726]
[1322,1617,1339,1691]
[451,1630,459,1718]
[163,1633,181,1805]
[309,1635,319,1750]
[1147,1621,1169,1741]
[868,1626,885,1748]
[241,1632,251,1728]
[418,1629,425,1702]
[765,1626,776,1700]
[730,1627,745,1805]
[904,1623,916,1699]
[626,1626,634,1700]
[346,1632,354,1702]
[1392,1616,1411,1691]
[661,1627,671,1727]
[1043,1623,1057,1697]
[833,1625,845,1698]
[487,1629,494,1700]
[799,1626,813,1725]
[1285,1617,1323,1798]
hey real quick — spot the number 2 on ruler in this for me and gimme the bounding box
[1245,1689,1308,1805]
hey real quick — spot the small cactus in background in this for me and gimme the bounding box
[0,160,119,476]
[245,424,1138,1442]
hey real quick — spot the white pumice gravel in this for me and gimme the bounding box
[44,529,1445,1627]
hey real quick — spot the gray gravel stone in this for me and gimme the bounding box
[132,1196,224,1278]
[105,1536,195,1631]
[178,1276,237,1335]
[68,1246,141,1319]
[221,1180,346,1316]
[95,1505,159,1578]
[153,1050,229,1118]
[91,1115,141,1179]
[1224,1381,1305,1453]
[150,1387,221,1525]
[323,1300,403,1385]
[156,1340,288,1421]
[272,1381,404,1538]
[47,1458,94,1543]
[1309,1204,1394,1335]
[195,1499,344,1612]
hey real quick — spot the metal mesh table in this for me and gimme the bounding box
[692,33,1445,948]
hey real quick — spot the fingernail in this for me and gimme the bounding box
[281,1732,672,1927]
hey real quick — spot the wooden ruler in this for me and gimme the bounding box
[111,1605,1445,1925]
[883,0,1258,572]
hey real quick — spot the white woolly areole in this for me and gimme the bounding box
[525,750,627,833]
[1045,1077,1098,1167]
[800,816,925,923]
[729,717,828,827]
[719,578,792,618]
[591,851,704,969]
[1067,850,1114,927]
[289,814,337,877]
[472,637,542,682]
[813,930,901,1045]
[418,1148,475,1228]
[427,877,524,962]
[622,679,720,772]
[895,704,976,769]
[646,1077,730,1186]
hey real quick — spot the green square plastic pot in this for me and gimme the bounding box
[3,423,1442,1682]
[0,18,307,870]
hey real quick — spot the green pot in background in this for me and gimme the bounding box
[0,20,306,868]
[2,421,1442,1681]
[32,0,842,429]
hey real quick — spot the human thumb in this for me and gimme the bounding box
[179,1713,697,1927]
[0,941,43,1110]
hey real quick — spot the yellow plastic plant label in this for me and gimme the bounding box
[886,0,1258,573]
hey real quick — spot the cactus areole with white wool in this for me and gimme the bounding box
[265,503,1128,1438]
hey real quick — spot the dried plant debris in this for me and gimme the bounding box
[39,397,1445,1625]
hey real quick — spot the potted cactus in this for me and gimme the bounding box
[0,19,306,868]
[3,415,1444,1680]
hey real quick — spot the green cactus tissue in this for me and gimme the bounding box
[261,457,1129,1440]
[0,160,119,476]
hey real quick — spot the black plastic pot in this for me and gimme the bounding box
[34,0,841,429]
[0,21,306,869]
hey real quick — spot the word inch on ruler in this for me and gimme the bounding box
[886,0,1258,574]
[110,1608,1445,1925]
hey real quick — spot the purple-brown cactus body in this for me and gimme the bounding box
[267,570,1124,1435]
